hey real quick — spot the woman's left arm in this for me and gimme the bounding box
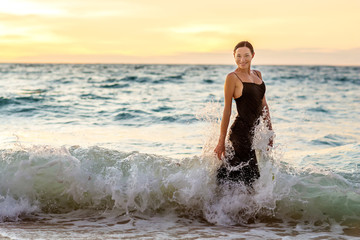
[262,95,272,131]
[257,70,273,147]
[256,70,272,131]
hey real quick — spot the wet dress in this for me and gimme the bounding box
[217,70,266,186]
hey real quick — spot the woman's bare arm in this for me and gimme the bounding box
[256,70,272,131]
[257,70,273,147]
[214,74,237,159]
[262,95,272,131]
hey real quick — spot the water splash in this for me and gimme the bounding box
[0,103,359,233]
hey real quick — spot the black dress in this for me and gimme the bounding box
[217,70,266,186]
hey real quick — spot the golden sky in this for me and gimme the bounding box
[1,0,359,65]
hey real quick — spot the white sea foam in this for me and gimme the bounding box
[0,194,38,221]
[1,100,359,232]
[0,127,358,233]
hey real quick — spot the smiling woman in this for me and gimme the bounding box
[214,41,273,187]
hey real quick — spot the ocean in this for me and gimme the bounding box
[0,63,359,239]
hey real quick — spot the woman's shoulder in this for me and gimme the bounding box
[223,72,240,88]
[226,71,237,78]
[252,69,263,79]
[225,72,239,82]
[252,69,262,75]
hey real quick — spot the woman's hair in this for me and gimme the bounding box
[233,41,254,55]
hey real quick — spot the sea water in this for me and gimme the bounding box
[0,64,359,239]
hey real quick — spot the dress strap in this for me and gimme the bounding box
[253,70,260,78]
[233,72,243,82]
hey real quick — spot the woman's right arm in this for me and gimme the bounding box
[214,74,236,160]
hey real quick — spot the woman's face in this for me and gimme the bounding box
[234,47,254,69]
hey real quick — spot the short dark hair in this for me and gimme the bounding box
[233,41,254,55]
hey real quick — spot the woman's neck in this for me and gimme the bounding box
[235,66,251,75]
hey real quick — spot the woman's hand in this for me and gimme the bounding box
[266,136,274,151]
[269,137,273,148]
[214,142,225,160]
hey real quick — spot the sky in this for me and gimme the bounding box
[0,0,359,65]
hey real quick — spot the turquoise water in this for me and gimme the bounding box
[0,64,359,239]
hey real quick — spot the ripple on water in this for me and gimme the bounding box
[99,83,130,89]
[311,134,356,147]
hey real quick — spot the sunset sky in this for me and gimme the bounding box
[1,0,359,65]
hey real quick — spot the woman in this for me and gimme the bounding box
[214,41,272,187]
